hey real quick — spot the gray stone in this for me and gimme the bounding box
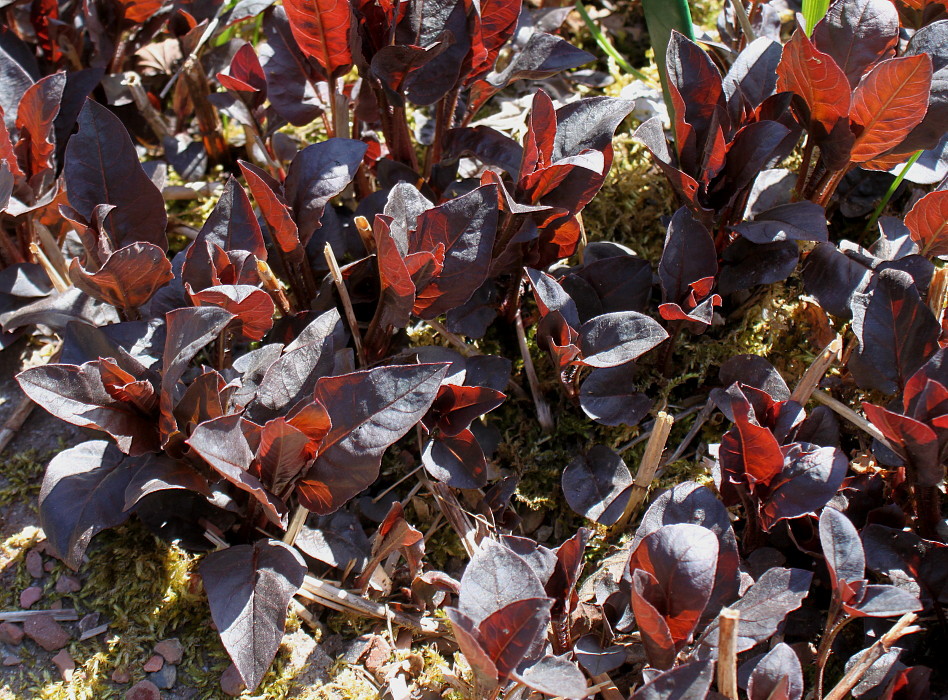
[148,663,177,690]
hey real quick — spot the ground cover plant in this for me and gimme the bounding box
[0,0,946,696]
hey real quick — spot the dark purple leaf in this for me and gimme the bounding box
[747,643,803,700]
[159,307,235,441]
[697,568,812,654]
[718,238,799,295]
[123,454,212,511]
[17,361,159,455]
[847,584,922,617]
[410,184,499,319]
[634,482,741,621]
[629,524,718,647]
[579,311,668,368]
[183,177,266,292]
[573,635,626,676]
[516,654,588,698]
[39,440,142,569]
[422,429,488,489]
[900,21,948,153]
[296,511,370,571]
[458,539,546,624]
[813,0,898,88]
[260,7,325,126]
[579,364,653,427]
[820,507,865,589]
[478,598,553,677]
[70,243,173,310]
[284,138,368,246]
[659,207,717,306]
[186,414,289,527]
[733,201,828,244]
[297,363,449,513]
[849,268,940,394]
[562,444,632,525]
[628,659,714,700]
[759,443,849,530]
[490,32,593,87]
[199,539,306,690]
[64,100,167,250]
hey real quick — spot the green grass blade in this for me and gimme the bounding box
[865,150,925,234]
[641,0,695,142]
[574,2,657,86]
[802,0,831,34]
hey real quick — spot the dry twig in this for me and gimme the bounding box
[613,411,674,532]
[790,335,842,405]
[324,243,367,366]
[823,613,919,700]
[716,608,740,700]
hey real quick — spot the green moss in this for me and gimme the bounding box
[0,448,52,508]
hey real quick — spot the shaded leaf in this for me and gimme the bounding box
[39,440,141,569]
[200,539,306,690]
[562,444,632,525]
[64,100,167,250]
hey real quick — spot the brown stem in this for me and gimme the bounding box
[915,484,942,541]
[814,598,849,699]
[794,137,815,200]
[813,167,849,208]
[736,484,765,554]
[182,57,230,165]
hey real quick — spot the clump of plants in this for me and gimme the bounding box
[0,0,946,697]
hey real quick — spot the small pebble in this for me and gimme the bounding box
[125,679,161,700]
[143,654,164,673]
[55,575,81,594]
[78,612,101,635]
[51,600,63,610]
[220,663,246,696]
[154,638,183,665]
[2,655,20,666]
[25,550,43,579]
[0,622,23,645]
[111,667,131,684]
[24,614,70,651]
[149,663,177,690]
[52,649,75,682]
[19,586,42,609]
[43,560,55,573]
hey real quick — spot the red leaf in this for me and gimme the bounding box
[69,243,173,311]
[257,417,314,497]
[719,386,785,487]
[468,0,521,79]
[776,28,850,134]
[478,598,554,677]
[117,0,164,23]
[283,0,353,78]
[14,73,65,181]
[521,90,557,179]
[905,190,948,258]
[189,285,275,341]
[219,44,267,94]
[29,0,61,62]
[849,54,933,163]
